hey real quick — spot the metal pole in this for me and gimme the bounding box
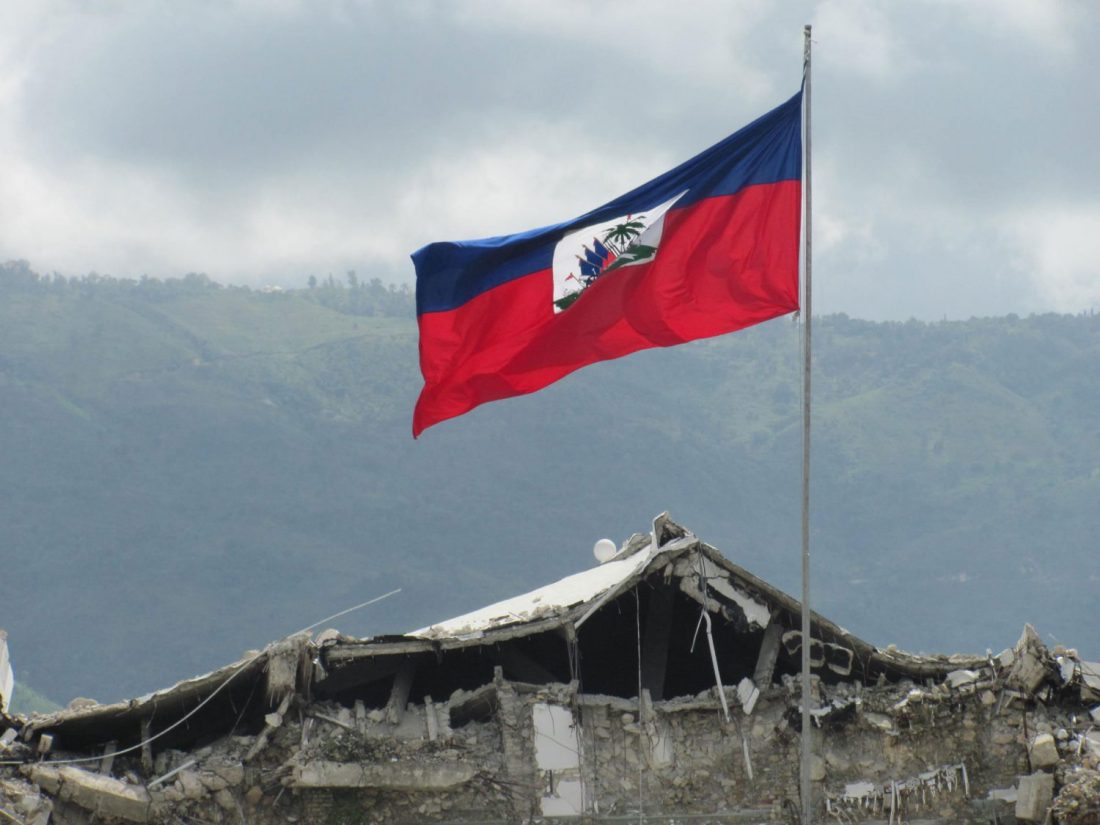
[800,23,814,825]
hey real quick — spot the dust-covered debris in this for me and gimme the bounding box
[1,515,1095,824]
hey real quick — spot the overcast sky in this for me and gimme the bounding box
[1,0,1096,320]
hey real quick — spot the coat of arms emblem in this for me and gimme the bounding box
[551,191,686,312]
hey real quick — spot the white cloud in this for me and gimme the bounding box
[396,122,675,248]
[0,0,1096,317]
[946,0,1081,60]
[1008,205,1100,312]
[452,0,778,103]
[814,154,886,265]
[811,0,912,81]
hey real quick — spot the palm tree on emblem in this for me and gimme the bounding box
[602,216,647,255]
[553,214,650,312]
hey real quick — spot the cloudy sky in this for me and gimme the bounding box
[1,0,1096,320]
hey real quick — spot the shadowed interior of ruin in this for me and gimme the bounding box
[43,675,271,754]
[321,573,812,711]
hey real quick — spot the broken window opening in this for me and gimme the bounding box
[319,660,401,709]
[575,577,765,700]
[448,683,499,728]
[773,625,866,686]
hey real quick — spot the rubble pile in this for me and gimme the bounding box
[1054,757,1100,825]
[0,679,520,824]
[1,516,1097,824]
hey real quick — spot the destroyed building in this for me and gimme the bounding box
[2,514,1099,824]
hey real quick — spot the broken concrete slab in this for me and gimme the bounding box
[737,677,760,715]
[27,764,151,822]
[1005,625,1049,693]
[292,760,475,790]
[265,632,308,703]
[1029,732,1059,769]
[1015,771,1054,822]
[1081,661,1100,702]
[946,669,980,689]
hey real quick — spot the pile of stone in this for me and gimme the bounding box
[1054,757,1100,825]
[2,510,1098,825]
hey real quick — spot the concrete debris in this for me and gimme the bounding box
[825,763,968,821]
[0,515,1096,824]
[264,633,309,703]
[0,776,53,824]
[1082,661,1100,703]
[245,692,292,762]
[1030,732,1060,768]
[946,668,980,689]
[27,764,151,822]
[292,760,476,790]
[988,786,1018,802]
[1053,752,1100,825]
[737,677,760,715]
[1016,771,1055,822]
[1006,624,1050,693]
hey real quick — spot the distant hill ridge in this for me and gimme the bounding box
[0,261,1097,703]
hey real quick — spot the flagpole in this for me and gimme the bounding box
[800,23,814,825]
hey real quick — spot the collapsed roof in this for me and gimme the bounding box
[4,514,1099,825]
[18,514,992,754]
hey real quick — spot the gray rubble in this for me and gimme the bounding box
[2,514,1097,824]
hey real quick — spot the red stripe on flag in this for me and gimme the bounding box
[414,180,801,436]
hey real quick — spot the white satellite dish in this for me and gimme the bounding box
[593,538,618,564]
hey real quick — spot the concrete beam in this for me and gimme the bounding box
[1016,772,1054,822]
[752,621,783,687]
[99,740,118,775]
[293,760,475,790]
[28,765,151,822]
[386,659,416,724]
[140,717,153,773]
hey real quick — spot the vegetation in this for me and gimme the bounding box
[0,261,1096,704]
[9,682,62,716]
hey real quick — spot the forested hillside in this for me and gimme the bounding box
[1,261,1097,704]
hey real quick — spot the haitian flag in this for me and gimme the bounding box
[412,91,803,437]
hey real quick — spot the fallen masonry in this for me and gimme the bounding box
[2,514,1098,824]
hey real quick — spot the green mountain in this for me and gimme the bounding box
[1,261,1097,703]
[9,682,62,716]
